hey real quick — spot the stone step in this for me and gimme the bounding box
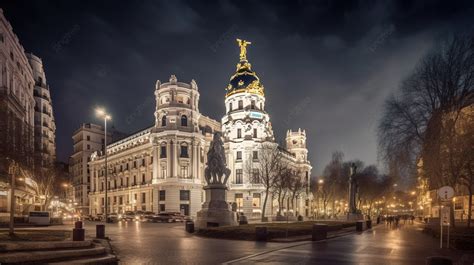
[0,246,105,263]
[0,240,92,252]
[48,254,118,265]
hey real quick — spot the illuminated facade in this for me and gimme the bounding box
[88,76,220,218]
[222,40,312,220]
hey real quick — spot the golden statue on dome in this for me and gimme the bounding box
[236,39,251,61]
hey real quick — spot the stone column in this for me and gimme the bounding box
[167,140,172,178]
[152,143,159,184]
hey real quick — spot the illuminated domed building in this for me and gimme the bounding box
[222,39,312,220]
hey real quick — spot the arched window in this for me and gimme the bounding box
[181,115,187,126]
[161,115,166,126]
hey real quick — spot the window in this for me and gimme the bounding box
[180,145,188,157]
[0,33,4,43]
[181,166,189,178]
[86,135,90,141]
[253,128,257,138]
[161,116,166,126]
[141,193,146,203]
[252,169,260,183]
[260,102,263,109]
[236,151,242,160]
[126,177,129,187]
[87,144,90,150]
[133,161,137,168]
[159,204,165,212]
[229,102,232,112]
[236,169,243,184]
[180,190,190,201]
[160,146,167,158]
[252,193,261,207]
[159,190,166,201]
[253,151,258,160]
[133,175,136,185]
[237,129,242,138]
[142,158,145,166]
[251,100,256,109]
[142,173,145,184]
[235,193,243,208]
[120,165,123,172]
[119,196,123,205]
[238,100,243,109]
[181,115,187,126]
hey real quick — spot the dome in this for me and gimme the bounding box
[225,39,264,98]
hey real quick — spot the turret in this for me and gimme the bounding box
[286,129,308,162]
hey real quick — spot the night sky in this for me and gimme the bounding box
[2,0,473,175]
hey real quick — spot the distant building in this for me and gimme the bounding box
[88,76,220,217]
[69,123,111,215]
[27,53,56,171]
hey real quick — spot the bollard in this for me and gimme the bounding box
[426,256,453,265]
[356,221,364,232]
[185,221,195,233]
[312,224,328,241]
[96,224,105,239]
[366,220,372,229]
[72,228,85,241]
[255,226,267,241]
[74,221,83,229]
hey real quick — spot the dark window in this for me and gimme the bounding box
[142,159,145,166]
[229,102,232,112]
[133,175,136,185]
[86,135,90,141]
[159,190,166,201]
[252,169,260,183]
[253,128,257,138]
[180,145,188,157]
[159,204,165,212]
[253,151,258,160]
[260,102,263,109]
[133,161,137,168]
[141,193,146,203]
[161,116,166,126]
[236,169,243,184]
[181,115,187,126]
[237,129,242,138]
[251,100,256,109]
[236,151,242,160]
[180,190,190,201]
[160,146,167,158]
[238,100,243,109]
[142,174,145,183]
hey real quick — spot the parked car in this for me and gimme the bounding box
[108,213,119,222]
[152,213,176,223]
[170,212,185,222]
[143,211,155,222]
[95,214,104,221]
[121,211,136,221]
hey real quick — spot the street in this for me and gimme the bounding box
[19,220,470,264]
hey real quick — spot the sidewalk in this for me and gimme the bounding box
[225,222,474,264]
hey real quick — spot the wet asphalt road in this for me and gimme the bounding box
[9,221,473,264]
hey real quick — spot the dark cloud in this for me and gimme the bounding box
[2,0,473,174]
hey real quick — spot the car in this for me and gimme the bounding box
[108,213,119,222]
[143,211,155,222]
[121,211,136,221]
[170,212,185,222]
[95,214,104,221]
[152,212,176,223]
[134,211,145,221]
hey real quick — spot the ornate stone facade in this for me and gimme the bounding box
[88,77,220,218]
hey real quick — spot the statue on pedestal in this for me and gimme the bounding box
[195,132,238,229]
[347,163,363,220]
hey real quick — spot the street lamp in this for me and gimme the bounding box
[96,108,111,223]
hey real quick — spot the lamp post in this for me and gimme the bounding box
[96,108,111,223]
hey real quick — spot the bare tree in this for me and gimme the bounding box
[378,33,474,226]
[244,143,283,221]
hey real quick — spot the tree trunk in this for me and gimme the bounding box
[468,187,473,228]
[262,189,269,222]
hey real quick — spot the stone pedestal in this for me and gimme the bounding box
[347,213,364,221]
[195,184,237,229]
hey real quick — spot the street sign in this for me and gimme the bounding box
[437,186,454,201]
[440,206,451,226]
